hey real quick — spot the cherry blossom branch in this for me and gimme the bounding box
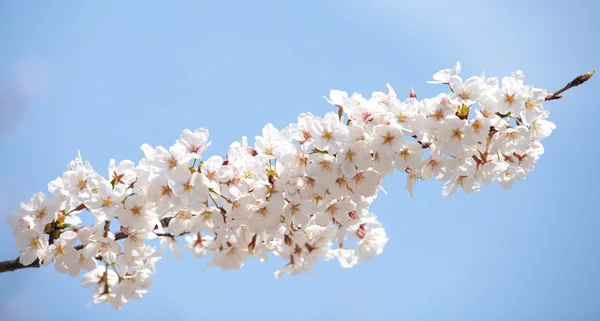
[1,64,589,273]
[545,70,595,101]
[0,63,595,309]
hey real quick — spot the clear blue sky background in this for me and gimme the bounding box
[0,1,598,320]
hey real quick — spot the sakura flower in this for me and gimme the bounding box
[418,156,444,180]
[81,266,119,289]
[307,153,339,181]
[336,140,372,177]
[283,200,315,228]
[498,166,527,189]
[288,113,317,147]
[120,194,160,231]
[192,205,221,233]
[199,155,235,192]
[43,230,79,273]
[108,159,137,188]
[7,211,33,237]
[246,193,285,233]
[140,142,191,174]
[177,128,211,159]
[477,160,510,185]
[308,112,349,154]
[84,229,121,264]
[170,167,207,205]
[208,244,251,270]
[357,226,388,261]
[255,123,295,159]
[147,176,180,213]
[123,229,156,260]
[325,172,352,200]
[274,262,310,279]
[395,142,424,170]
[81,266,119,304]
[520,87,548,124]
[15,229,48,266]
[442,175,481,197]
[20,192,59,233]
[68,248,99,277]
[372,150,395,176]
[439,116,475,157]
[325,248,359,268]
[448,75,485,106]
[167,206,196,236]
[386,97,421,133]
[371,124,405,156]
[348,169,382,198]
[494,75,526,115]
[85,178,126,221]
[467,111,492,144]
[317,198,356,228]
[347,124,369,143]
[491,126,530,155]
[184,233,213,258]
[61,161,99,201]
[113,270,152,303]
[159,235,180,258]
[341,93,385,127]
[529,116,556,141]
[279,145,310,176]
[421,93,457,122]
[324,89,350,112]
[428,61,461,84]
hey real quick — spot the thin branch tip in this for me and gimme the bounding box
[546,69,595,101]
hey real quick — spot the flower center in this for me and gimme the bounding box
[505,93,516,104]
[167,156,177,169]
[176,209,192,220]
[35,208,46,219]
[383,133,395,144]
[256,207,268,218]
[353,172,365,184]
[319,160,332,172]
[264,146,274,155]
[290,204,300,216]
[452,128,463,139]
[400,148,412,159]
[29,236,42,249]
[346,150,355,162]
[322,130,334,140]
[525,100,536,109]
[131,205,143,216]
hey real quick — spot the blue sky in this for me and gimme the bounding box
[0,1,598,320]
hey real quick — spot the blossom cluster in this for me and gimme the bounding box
[7,63,555,308]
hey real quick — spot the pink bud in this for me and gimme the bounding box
[409,87,417,99]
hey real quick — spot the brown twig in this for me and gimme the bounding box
[0,257,41,272]
[546,70,595,101]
